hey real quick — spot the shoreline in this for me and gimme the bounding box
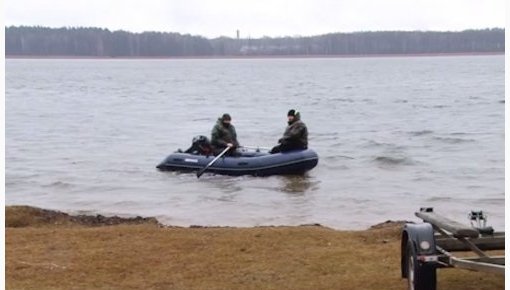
[5,205,405,230]
[5,205,504,289]
[5,51,504,60]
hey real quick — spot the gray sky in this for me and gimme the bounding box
[5,0,507,38]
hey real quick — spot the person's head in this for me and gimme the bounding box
[287,109,300,124]
[221,113,232,127]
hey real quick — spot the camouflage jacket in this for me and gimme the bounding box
[279,119,308,148]
[211,119,239,148]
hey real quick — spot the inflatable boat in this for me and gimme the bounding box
[156,148,319,176]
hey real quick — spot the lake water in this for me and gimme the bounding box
[5,55,505,230]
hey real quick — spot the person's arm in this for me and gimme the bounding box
[279,123,303,143]
[211,125,227,147]
[278,129,289,144]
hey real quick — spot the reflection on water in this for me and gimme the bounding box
[277,174,320,194]
[205,175,245,194]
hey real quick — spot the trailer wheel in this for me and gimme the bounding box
[406,242,436,290]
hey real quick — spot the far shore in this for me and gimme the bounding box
[5,51,504,60]
[5,205,504,290]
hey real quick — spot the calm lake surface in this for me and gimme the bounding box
[5,55,505,230]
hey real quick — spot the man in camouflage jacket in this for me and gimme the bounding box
[270,109,308,153]
[211,113,239,155]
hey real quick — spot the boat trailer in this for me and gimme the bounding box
[401,207,504,290]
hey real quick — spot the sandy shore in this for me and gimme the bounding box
[6,206,503,290]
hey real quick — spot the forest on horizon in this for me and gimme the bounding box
[5,26,505,57]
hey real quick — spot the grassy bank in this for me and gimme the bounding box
[6,206,503,290]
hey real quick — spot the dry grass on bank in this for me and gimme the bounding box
[6,206,504,290]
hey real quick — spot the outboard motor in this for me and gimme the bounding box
[184,135,213,155]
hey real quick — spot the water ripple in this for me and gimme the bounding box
[372,156,418,167]
[5,56,504,230]
[432,136,476,144]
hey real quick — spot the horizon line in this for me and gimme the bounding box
[4,24,505,39]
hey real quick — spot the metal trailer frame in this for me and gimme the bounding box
[400,207,504,290]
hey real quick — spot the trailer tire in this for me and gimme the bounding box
[406,242,436,290]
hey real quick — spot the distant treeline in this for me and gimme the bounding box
[5,26,505,57]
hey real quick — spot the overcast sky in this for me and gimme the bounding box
[4,0,507,38]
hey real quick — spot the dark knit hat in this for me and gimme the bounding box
[287,109,296,116]
[221,113,231,121]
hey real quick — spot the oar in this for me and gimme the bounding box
[196,146,230,178]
